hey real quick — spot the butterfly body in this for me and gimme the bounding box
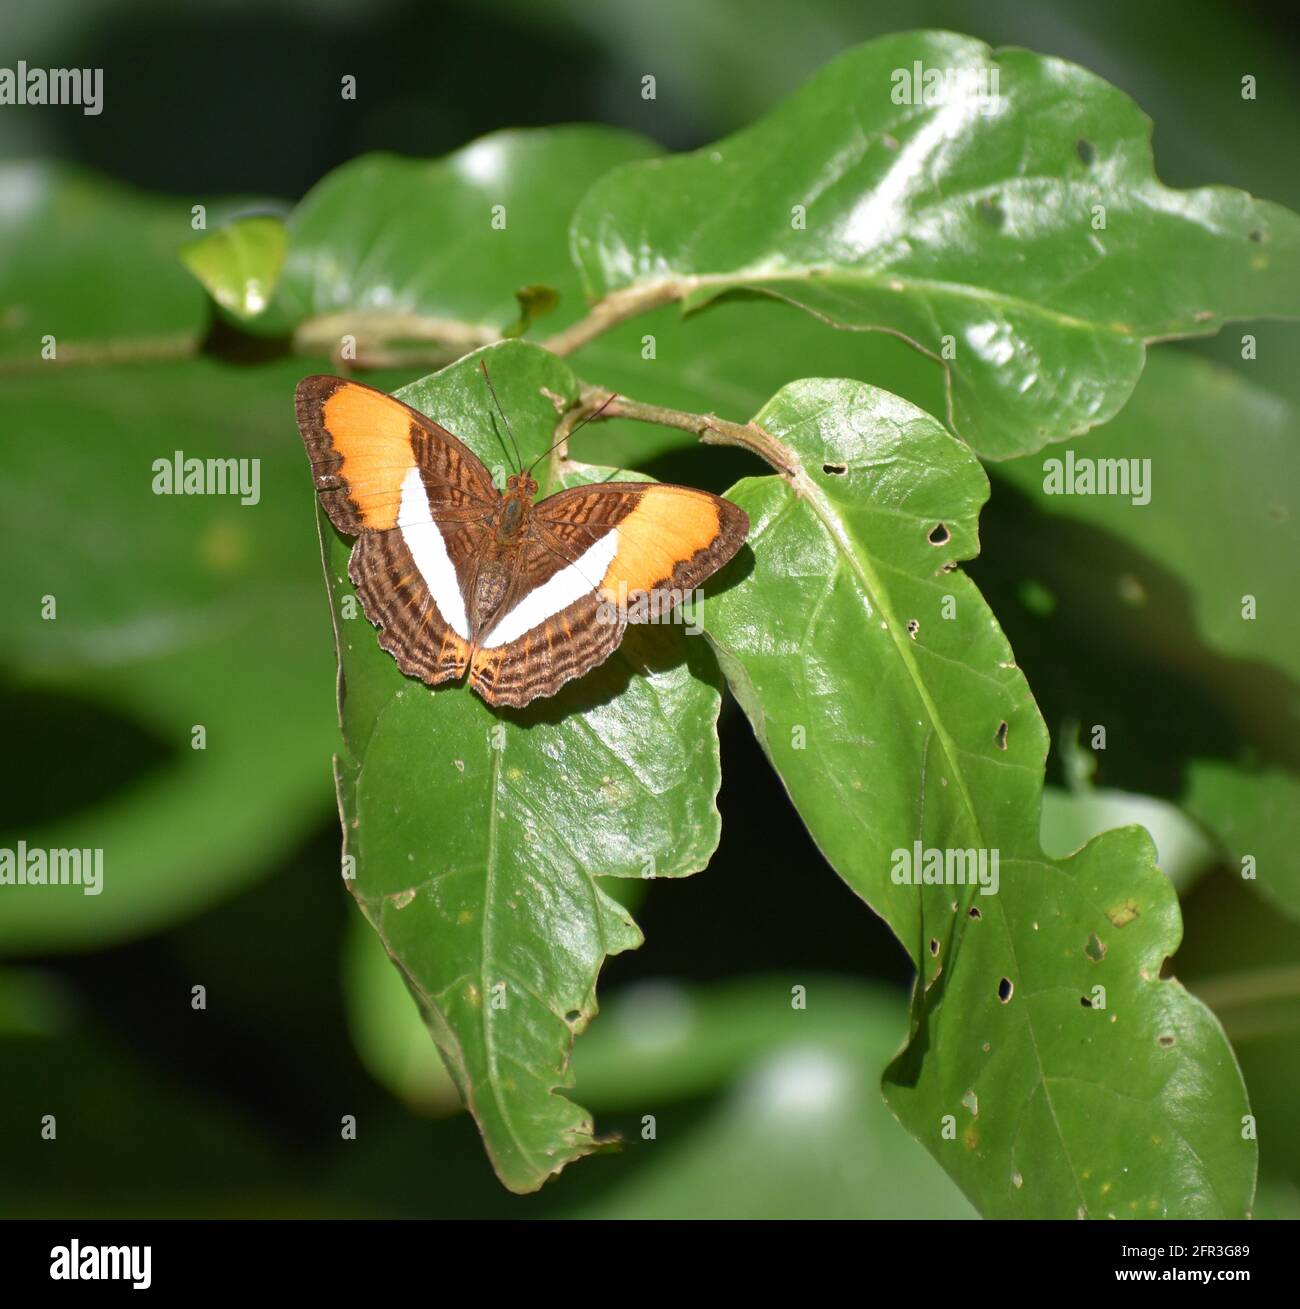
[295,374,748,708]
[494,476,535,541]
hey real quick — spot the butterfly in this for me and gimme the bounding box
[294,371,749,708]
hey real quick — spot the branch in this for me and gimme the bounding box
[570,382,800,481]
[294,311,500,369]
[4,282,687,376]
[0,334,200,374]
[542,280,686,357]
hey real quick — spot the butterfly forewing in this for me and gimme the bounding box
[295,375,496,532]
[296,376,499,685]
[538,482,749,613]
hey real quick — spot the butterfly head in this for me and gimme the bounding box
[504,472,538,498]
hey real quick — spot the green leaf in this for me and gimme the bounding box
[703,377,1255,1217]
[0,163,350,950]
[196,127,659,351]
[570,31,1300,458]
[324,340,724,1193]
[179,215,288,321]
[984,350,1300,920]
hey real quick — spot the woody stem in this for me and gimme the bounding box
[571,383,800,481]
[541,281,686,357]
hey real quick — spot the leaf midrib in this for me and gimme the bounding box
[480,733,545,1183]
[694,267,1117,333]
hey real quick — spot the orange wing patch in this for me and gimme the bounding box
[296,376,421,533]
[597,486,746,604]
[318,382,418,530]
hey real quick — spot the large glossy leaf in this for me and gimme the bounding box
[570,305,1290,914]
[182,127,659,345]
[323,340,724,1192]
[703,378,1254,1217]
[493,0,1300,219]
[982,350,1300,920]
[570,30,1300,458]
[569,305,1296,924]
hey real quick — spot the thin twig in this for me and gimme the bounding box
[0,334,201,374]
[542,280,687,357]
[293,311,500,369]
[569,382,800,482]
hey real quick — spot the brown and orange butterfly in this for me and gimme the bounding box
[295,372,749,708]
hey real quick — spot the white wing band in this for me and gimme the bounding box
[398,465,472,640]
[480,529,619,649]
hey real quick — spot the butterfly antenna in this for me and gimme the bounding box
[480,360,524,473]
[526,391,621,478]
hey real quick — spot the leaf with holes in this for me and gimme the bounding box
[322,340,724,1193]
[570,30,1300,459]
[703,378,1254,1217]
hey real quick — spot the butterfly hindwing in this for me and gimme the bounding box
[350,530,473,686]
[467,586,628,707]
